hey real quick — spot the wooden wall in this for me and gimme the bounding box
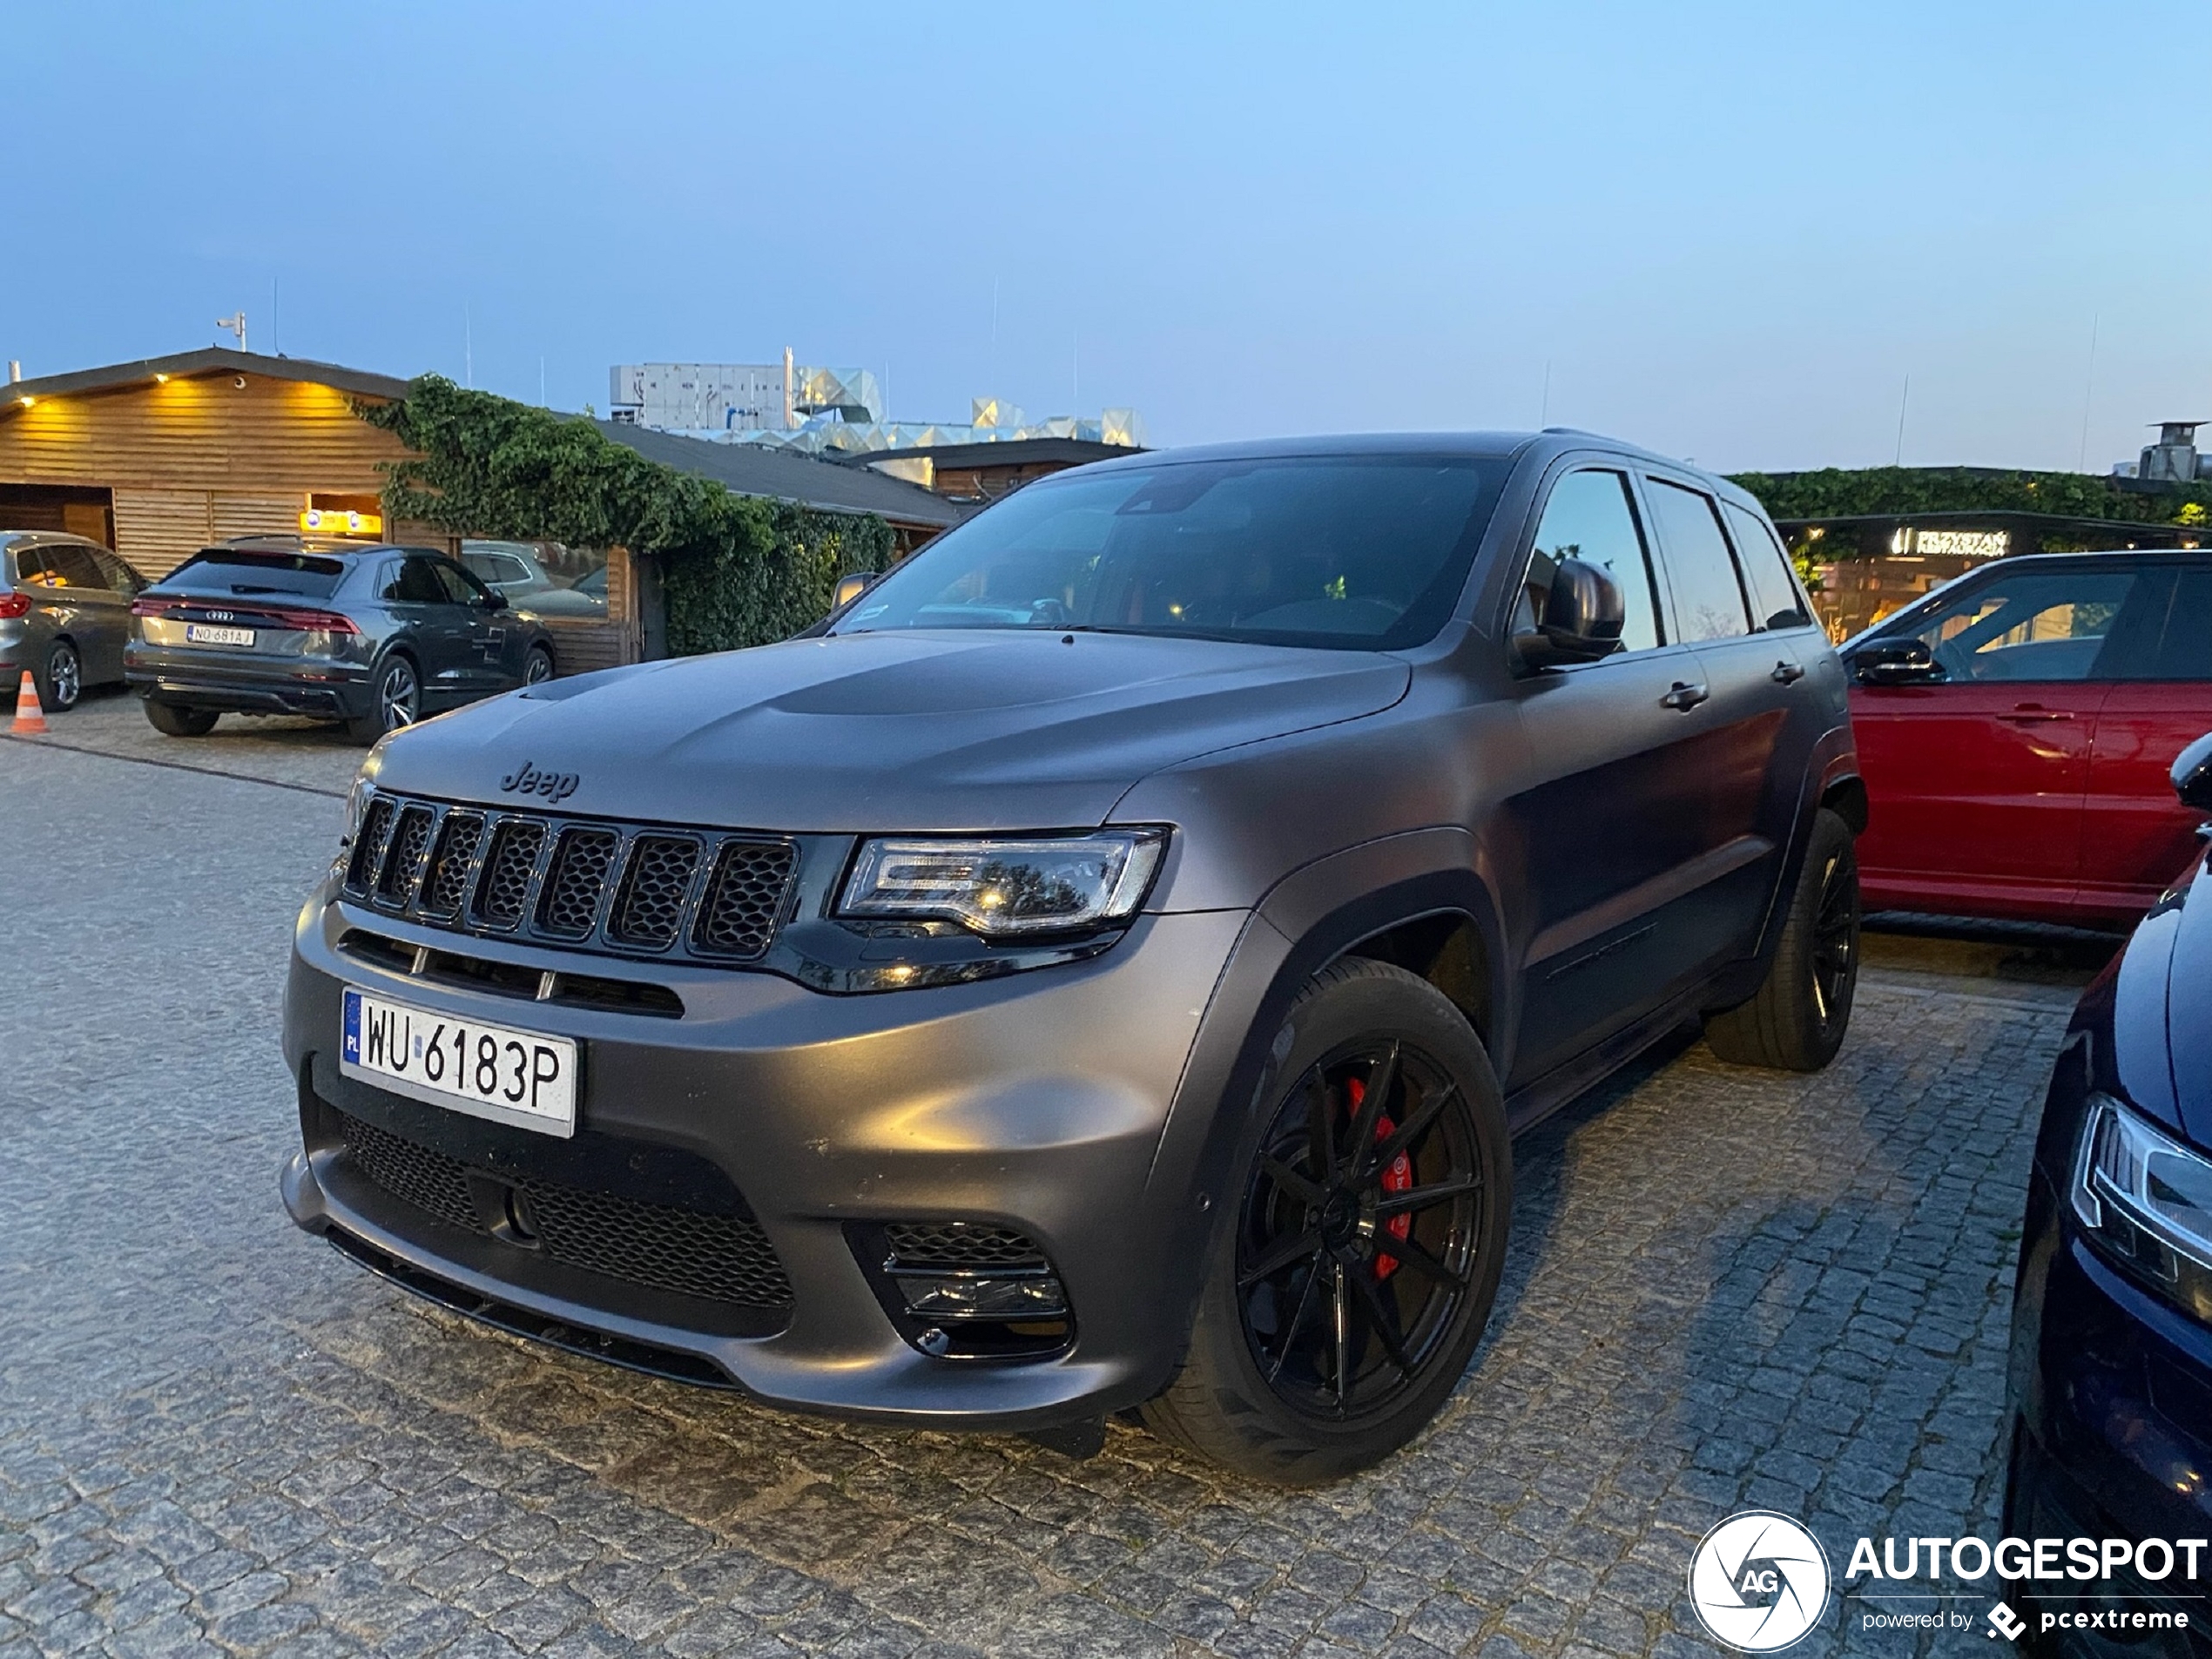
[0,374,415,577]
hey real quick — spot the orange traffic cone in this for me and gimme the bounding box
[12,670,47,735]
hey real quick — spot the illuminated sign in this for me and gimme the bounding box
[1887,527,2007,558]
[300,508,382,536]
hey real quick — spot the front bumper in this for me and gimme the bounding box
[282,875,1252,1429]
[2006,1170,2212,1642]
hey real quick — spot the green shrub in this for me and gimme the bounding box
[362,376,891,654]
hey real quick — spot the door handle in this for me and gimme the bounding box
[1997,706,2074,723]
[1660,681,1710,711]
[1770,661,1805,685]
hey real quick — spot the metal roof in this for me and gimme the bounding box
[596,421,967,529]
[0,347,412,407]
[833,435,1138,472]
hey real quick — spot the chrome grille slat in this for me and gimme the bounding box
[345,791,799,970]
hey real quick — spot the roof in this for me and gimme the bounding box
[832,435,1139,472]
[1,347,412,406]
[596,421,966,529]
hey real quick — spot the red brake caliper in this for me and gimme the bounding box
[1344,1077,1413,1279]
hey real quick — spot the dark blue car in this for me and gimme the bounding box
[2005,732,2212,1654]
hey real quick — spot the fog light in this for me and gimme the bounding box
[898,1273,1069,1320]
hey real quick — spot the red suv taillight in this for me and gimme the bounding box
[129,596,361,635]
[0,591,29,619]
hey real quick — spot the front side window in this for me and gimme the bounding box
[1885,568,2141,683]
[1646,480,1751,642]
[833,455,1510,651]
[2148,569,2212,681]
[1513,469,1661,654]
[1721,501,1811,631]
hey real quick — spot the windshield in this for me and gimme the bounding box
[834,455,1510,651]
[158,549,347,599]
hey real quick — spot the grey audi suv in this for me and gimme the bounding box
[129,536,556,742]
[281,432,1865,1482]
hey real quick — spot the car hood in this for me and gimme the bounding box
[366,629,1410,832]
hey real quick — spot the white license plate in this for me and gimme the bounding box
[341,988,578,1136]
[185,624,255,647]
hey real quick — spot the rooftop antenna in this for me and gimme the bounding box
[1893,373,1911,466]
[271,277,279,356]
[465,306,473,389]
[2077,314,2099,473]
[216,311,246,351]
[1539,359,1552,427]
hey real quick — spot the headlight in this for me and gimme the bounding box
[2072,1092,2212,1321]
[839,831,1165,936]
[344,772,376,843]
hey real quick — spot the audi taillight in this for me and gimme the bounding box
[0,591,29,619]
[266,607,361,635]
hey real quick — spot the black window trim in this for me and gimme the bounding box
[1636,469,1756,644]
[1501,452,1682,672]
[1716,496,1817,634]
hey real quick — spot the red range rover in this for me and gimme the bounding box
[1842,550,2212,929]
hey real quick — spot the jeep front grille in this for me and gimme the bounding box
[340,792,798,969]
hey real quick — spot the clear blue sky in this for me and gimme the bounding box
[4,2,2205,473]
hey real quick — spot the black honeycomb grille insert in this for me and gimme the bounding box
[475,820,545,928]
[536,828,619,939]
[376,805,435,906]
[693,840,796,960]
[346,797,397,895]
[334,1112,792,1310]
[343,1114,479,1236]
[884,1222,1047,1269]
[610,836,700,950]
[523,1183,793,1308]
[421,813,483,919]
[341,792,800,969]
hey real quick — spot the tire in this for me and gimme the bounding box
[42,640,81,711]
[1141,958,1513,1485]
[346,655,421,745]
[523,644,555,685]
[143,699,219,738]
[1702,807,1859,1071]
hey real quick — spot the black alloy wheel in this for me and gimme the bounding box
[1702,806,1859,1071]
[347,657,421,744]
[1140,958,1512,1483]
[44,640,81,711]
[523,645,555,685]
[1238,1037,1485,1420]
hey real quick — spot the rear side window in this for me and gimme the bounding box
[1645,480,1751,642]
[157,549,347,599]
[1886,568,2141,682]
[2147,568,2212,681]
[43,545,105,589]
[11,545,47,583]
[384,556,452,604]
[1516,469,1662,653]
[1722,502,1811,631]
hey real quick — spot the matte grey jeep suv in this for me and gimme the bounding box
[280,432,1865,1482]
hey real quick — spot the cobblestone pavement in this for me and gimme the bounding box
[2,738,2084,1658]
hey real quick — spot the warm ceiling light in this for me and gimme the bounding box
[16,395,30,408]
[154,373,169,383]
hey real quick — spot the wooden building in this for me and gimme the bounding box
[0,347,453,577]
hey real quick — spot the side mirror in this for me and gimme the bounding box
[832,571,878,611]
[1516,557,1624,668]
[482,590,509,612]
[2173,732,2212,813]
[1850,639,1943,685]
